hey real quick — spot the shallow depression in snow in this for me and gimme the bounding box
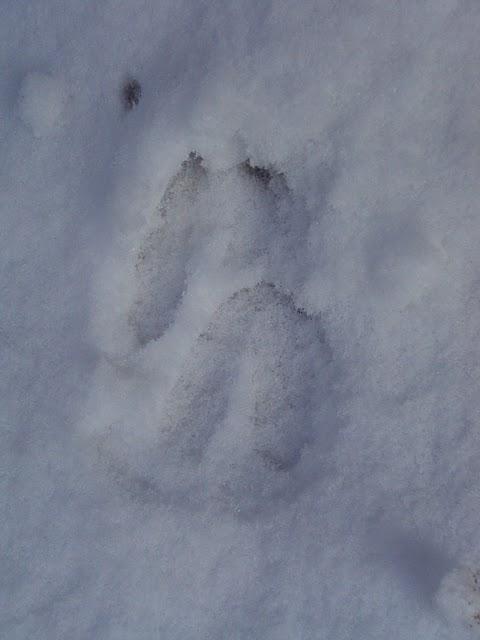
[5,2,480,638]
[85,155,340,516]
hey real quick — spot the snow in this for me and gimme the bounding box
[3,1,480,639]
[436,566,480,633]
[19,72,67,138]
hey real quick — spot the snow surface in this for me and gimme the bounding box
[3,1,480,638]
[19,72,67,138]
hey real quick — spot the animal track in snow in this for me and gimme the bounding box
[90,153,340,516]
[109,282,334,515]
[129,153,296,346]
[128,151,208,345]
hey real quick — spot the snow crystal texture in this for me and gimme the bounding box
[3,1,480,639]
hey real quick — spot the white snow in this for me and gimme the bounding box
[19,72,67,138]
[436,566,480,634]
[3,1,480,639]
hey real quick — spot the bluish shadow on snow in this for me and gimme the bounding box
[366,526,454,606]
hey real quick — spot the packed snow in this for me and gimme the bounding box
[3,1,480,639]
[19,72,67,138]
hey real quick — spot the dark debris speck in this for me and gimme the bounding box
[239,159,273,185]
[122,78,142,111]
